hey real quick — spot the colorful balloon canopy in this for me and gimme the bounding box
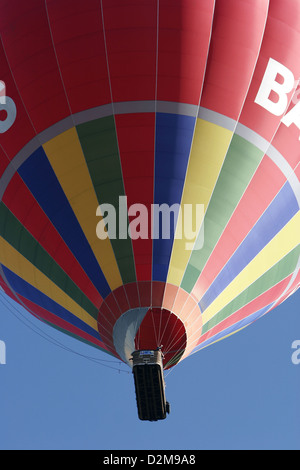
[0,0,300,369]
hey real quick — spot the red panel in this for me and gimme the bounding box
[239,0,300,142]
[0,41,35,160]
[0,0,70,134]
[162,283,178,311]
[201,0,269,120]
[46,0,111,113]
[98,300,116,328]
[269,100,300,169]
[157,0,215,104]
[0,147,9,179]
[97,299,122,357]
[97,302,116,333]
[172,288,189,315]
[151,281,165,307]
[115,113,155,280]
[181,298,201,332]
[2,173,102,307]
[102,0,157,102]
[113,285,130,313]
[138,281,151,306]
[105,292,121,318]
[97,311,115,337]
[124,282,140,309]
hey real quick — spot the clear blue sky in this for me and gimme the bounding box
[0,288,299,450]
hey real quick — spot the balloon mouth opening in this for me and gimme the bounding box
[97,281,202,369]
[134,307,187,369]
[110,305,187,369]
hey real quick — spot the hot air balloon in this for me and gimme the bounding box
[1,0,300,420]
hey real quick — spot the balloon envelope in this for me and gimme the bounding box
[0,0,300,369]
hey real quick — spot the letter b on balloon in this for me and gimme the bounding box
[255,58,295,116]
[255,58,300,139]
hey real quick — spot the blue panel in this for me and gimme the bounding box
[152,113,196,281]
[193,304,272,353]
[200,182,298,311]
[2,265,101,341]
[17,147,110,298]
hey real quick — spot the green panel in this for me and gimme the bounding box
[76,116,136,284]
[181,135,264,292]
[0,203,99,319]
[202,244,300,335]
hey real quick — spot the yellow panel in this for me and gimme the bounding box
[0,236,98,331]
[202,211,300,326]
[167,119,233,286]
[43,128,122,290]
